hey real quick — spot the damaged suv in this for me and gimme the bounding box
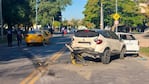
[66,29,126,64]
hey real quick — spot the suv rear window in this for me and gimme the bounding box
[74,30,99,37]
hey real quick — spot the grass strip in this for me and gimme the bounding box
[140,47,149,57]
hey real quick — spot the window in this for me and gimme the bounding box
[120,34,136,40]
[74,30,99,37]
[108,31,119,39]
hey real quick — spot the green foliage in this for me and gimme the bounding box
[53,21,61,28]
[3,0,32,27]
[140,47,149,56]
[83,0,100,28]
[83,0,147,28]
[84,21,96,29]
[30,0,72,26]
[118,0,146,27]
[2,0,72,28]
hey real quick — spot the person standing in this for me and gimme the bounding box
[61,27,65,36]
[7,28,13,47]
[16,28,23,46]
[49,27,54,36]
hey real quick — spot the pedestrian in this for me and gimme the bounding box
[7,28,13,47]
[49,27,54,36]
[16,28,23,46]
[61,27,65,36]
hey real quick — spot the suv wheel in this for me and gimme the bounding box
[120,47,126,59]
[70,52,86,64]
[101,49,111,64]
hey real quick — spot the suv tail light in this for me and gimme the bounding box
[94,38,102,44]
[38,34,42,37]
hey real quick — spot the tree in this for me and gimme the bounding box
[30,0,72,26]
[2,0,71,29]
[83,0,100,28]
[3,0,32,28]
[83,0,146,29]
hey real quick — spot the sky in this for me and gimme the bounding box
[62,0,87,20]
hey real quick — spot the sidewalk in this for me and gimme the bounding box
[134,33,149,47]
[0,40,25,48]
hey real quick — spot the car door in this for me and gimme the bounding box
[120,34,139,51]
[108,31,122,54]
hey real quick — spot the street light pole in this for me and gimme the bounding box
[0,0,3,40]
[35,0,38,29]
[115,0,118,32]
[100,2,104,30]
[116,0,118,14]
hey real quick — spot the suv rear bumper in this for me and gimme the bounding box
[65,44,102,58]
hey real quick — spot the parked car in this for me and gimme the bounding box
[25,30,51,46]
[66,29,126,64]
[116,32,139,56]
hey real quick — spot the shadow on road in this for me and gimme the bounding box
[0,34,71,68]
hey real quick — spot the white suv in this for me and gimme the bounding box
[116,32,140,56]
[66,29,126,64]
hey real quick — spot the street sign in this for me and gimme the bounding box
[114,20,119,25]
[113,13,120,20]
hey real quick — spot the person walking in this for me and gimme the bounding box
[7,28,13,47]
[16,28,23,46]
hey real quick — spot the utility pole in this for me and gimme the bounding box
[0,0,3,40]
[35,0,40,29]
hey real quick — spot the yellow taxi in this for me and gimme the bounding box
[25,30,52,46]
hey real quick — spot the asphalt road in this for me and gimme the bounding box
[37,56,149,84]
[0,34,71,84]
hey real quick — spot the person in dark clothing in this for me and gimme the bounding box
[49,27,54,36]
[7,28,13,47]
[16,28,23,46]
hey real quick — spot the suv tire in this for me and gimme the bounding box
[120,47,125,59]
[101,49,111,64]
[70,53,76,64]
